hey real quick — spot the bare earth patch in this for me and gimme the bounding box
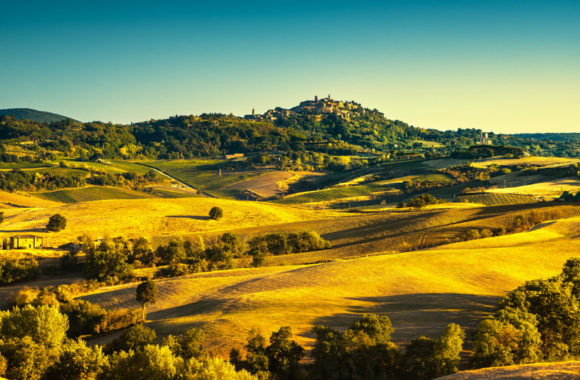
[223,171,321,198]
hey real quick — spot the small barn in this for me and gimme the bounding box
[8,235,43,249]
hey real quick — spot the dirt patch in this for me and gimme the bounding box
[223,171,321,198]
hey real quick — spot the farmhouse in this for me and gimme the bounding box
[2,235,43,249]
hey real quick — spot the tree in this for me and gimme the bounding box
[349,313,394,345]
[46,213,67,232]
[45,339,108,380]
[177,328,206,359]
[104,345,183,380]
[209,206,223,220]
[136,279,158,322]
[108,325,157,353]
[163,327,206,360]
[131,237,155,266]
[0,336,53,380]
[244,329,269,375]
[471,319,521,368]
[0,352,6,377]
[266,326,304,379]
[401,336,439,380]
[84,240,133,283]
[155,238,186,265]
[435,323,465,375]
[0,305,69,348]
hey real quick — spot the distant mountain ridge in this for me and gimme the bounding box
[513,133,580,142]
[0,108,73,123]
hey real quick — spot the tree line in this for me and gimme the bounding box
[2,257,580,379]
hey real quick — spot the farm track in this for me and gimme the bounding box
[132,162,209,196]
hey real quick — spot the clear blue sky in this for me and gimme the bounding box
[1,0,578,133]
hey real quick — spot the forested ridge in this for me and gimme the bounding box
[1,99,577,161]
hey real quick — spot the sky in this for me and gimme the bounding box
[1,0,579,133]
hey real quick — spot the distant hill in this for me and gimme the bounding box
[0,98,577,159]
[0,108,73,123]
[514,133,580,142]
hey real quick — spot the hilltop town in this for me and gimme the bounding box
[245,95,365,122]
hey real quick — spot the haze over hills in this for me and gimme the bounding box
[0,108,73,123]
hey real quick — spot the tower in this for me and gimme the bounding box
[252,108,255,116]
[315,95,318,102]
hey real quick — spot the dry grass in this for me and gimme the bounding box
[82,215,580,358]
[487,177,580,198]
[437,361,580,379]
[471,156,579,168]
[0,196,344,246]
[0,190,62,209]
[223,171,318,198]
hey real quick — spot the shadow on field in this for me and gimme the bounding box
[310,293,498,346]
[0,227,45,233]
[166,215,210,221]
[147,297,229,321]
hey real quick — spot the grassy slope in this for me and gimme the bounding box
[82,215,580,357]
[487,178,580,198]
[437,361,580,379]
[0,196,344,246]
[34,186,153,203]
[471,156,579,168]
[147,159,258,189]
[0,190,62,209]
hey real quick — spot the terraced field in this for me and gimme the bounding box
[455,192,537,205]
[276,184,384,204]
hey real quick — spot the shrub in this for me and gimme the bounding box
[480,229,493,238]
[60,300,108,336]
[209,206,223,220]
[47,214,67,232]
[163,328,206,360]
[84,239,133,283]
[248,231,331,260]
[44,338,108,380]
[464,229,481,241]
[107,325,157,353]
[0,258,40,285]
[406,193,439,209]
[94,308,140,334]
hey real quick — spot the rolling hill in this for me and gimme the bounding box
[0,108,74,123]
[81,215,580,357]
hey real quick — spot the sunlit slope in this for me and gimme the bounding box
[0,196,343,245]
[0,190,62,208]
[83,216,580,357]
[437,361,580,379]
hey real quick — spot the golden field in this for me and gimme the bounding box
[471,156,580,168]
[2,174,580,368]
[487,177,580,198]
[82,214,580,357]
[0,194,344,246]
[437,361,580,379]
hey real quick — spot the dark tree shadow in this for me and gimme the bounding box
[166,215,210,221]
[309,293,499,347]
[0,227,46,233]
